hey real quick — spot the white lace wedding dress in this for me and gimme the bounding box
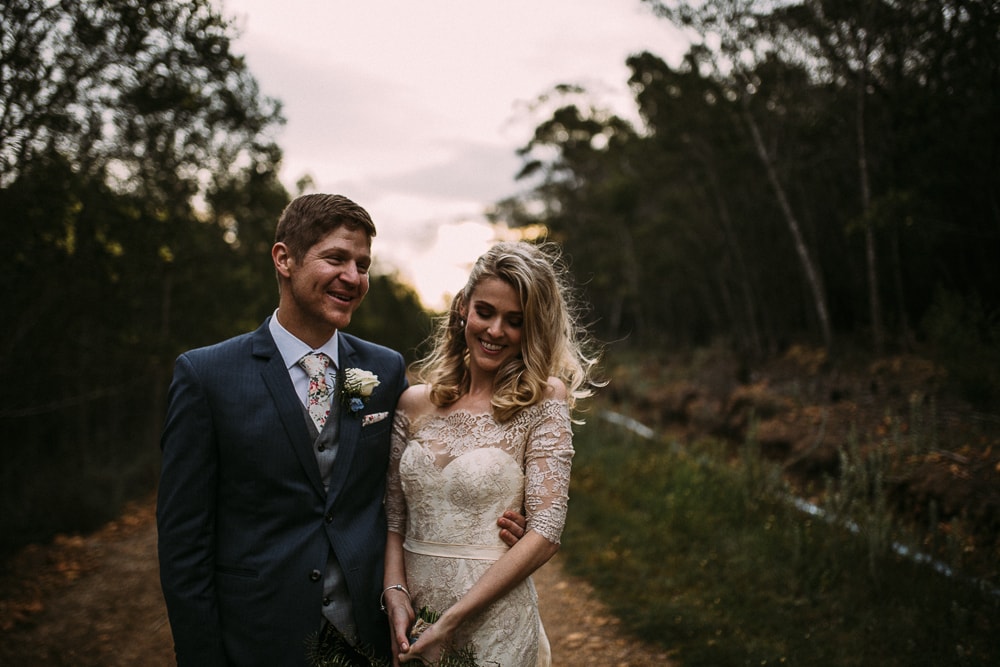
[385,399,573,667]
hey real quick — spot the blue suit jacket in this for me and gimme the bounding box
[156,319,407,666]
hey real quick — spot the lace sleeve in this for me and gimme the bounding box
[523,400,574,544]
[384,410,409,535]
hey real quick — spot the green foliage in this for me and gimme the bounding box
[306,625,388,667]
[920,288,1000,407]
[347,274,434,365]
[0,152,289,555]
[1,0,284,192]
[0,0,290,554]
[502,0,1000,354]
[305,607,481,667]
[561,417,1000,665]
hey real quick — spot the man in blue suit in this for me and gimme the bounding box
[157,194,521,666]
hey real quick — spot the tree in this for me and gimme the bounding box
[641,0,1000,351]
[627,50,768,354]
[493,89,653,344]
[348,274,434,364]
[643,0,835,347]
[1,0,281,191]
[775,0,889,351]
[0,0,288,552]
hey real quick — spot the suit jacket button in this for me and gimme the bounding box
[323,596,332,606]
[309,569,322,582]
[324,512,334,524]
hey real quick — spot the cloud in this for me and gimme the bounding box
[220,0,690,305]
[371,141,522,202]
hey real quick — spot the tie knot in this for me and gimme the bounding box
[299,353,330,378]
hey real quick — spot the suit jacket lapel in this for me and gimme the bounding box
[253,322,326,498]
[325,336,362,507]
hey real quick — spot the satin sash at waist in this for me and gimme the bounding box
[403,537,509,561]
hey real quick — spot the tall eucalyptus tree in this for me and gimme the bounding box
[643,0,836,347]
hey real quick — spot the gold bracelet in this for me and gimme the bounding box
[379,584,411,613]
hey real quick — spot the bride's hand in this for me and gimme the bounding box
[398,620,448,665]
[384,592,415,665]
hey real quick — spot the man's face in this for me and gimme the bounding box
[273,225,371,347]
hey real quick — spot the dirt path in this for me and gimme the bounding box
[0,498,673,666]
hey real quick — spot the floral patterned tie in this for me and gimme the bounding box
[299,353,333,431]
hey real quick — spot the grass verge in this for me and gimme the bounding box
[560,415,999,666]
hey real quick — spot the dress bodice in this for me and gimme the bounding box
[385,399,574,547]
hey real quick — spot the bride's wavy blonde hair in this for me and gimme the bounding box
[413,241,602,422]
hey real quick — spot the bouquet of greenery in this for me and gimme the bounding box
[306,607,482,667]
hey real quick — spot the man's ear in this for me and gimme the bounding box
[272,242,293,278]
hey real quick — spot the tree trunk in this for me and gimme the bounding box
[741,102,833,348]
[617,220,645,341]
[695,142,764,356]
[856,32,885,353]
[890,225,913,350]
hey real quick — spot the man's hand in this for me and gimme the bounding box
[497,510,526,547]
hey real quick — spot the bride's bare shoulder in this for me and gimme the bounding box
[544,376,568,402]
[397,383,434,416]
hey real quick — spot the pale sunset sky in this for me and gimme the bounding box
[215,0,688,309]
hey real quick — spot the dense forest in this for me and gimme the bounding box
[495,0,999,392]
[0,0,428,554]
[2,0,998,554]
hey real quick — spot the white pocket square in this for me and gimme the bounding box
[362,411,389,427]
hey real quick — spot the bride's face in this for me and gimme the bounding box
[462,277,523,377]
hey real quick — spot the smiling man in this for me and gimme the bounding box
[156,194,411,666]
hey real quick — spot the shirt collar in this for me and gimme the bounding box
[268,310,340,370]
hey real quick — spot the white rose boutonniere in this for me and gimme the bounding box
[341,368,380,415]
